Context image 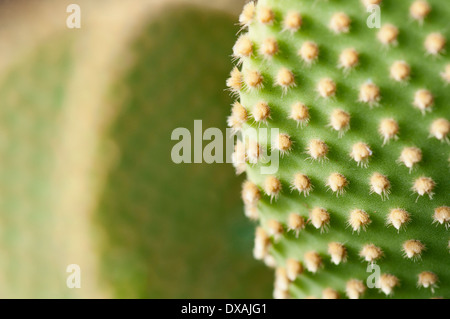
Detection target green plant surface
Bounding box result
[0,36,77,298]
[233,0,449,298]
[95,6,273,298]
[0,1,272,298]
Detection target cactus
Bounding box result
[0,36,78,298]
[1,0,273,298]
[86,6,274,298]
[229,0,449,299]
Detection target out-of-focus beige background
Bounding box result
[0,0,273,298]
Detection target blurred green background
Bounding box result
[0,0,272,298]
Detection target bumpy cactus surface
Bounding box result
[229,0,449,298]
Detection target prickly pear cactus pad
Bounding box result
[229,0,450,299]
[96,6,273,298]
[0,37,77,298]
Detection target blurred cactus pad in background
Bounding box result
[0,0,273,298]
[230,0,449,298]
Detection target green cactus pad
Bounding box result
[0,2,273,298]
[230,0,449,299]
[96,6,273,298]
[0,37,76,298]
